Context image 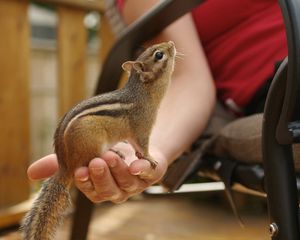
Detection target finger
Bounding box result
[104,151,147,194]
[74,166,103,203]
[109,142,136,165]
[74,166,89,182]
[89,158,127,203]
[27,154,58,180]
[129,159,162,184]
[112,141,134,155]
[75,175,95,195]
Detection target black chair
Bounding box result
[70,0,300,239]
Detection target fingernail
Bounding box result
[78,176,89,182]
[91,167,104,176]
[108,158,117,168]
[132,170,142,176]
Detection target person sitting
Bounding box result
[27,0,287,204]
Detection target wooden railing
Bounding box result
[0,0,115,228]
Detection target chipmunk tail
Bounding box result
[21,173,72,240]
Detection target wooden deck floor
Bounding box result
[1,193,269,240]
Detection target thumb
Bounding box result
[27,154,58,180]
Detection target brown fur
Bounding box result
[21,42,176,239]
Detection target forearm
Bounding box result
[150,73,215,166]
[149,15,216,165]
[123,1,216,166]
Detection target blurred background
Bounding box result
[28,3,100,161]
[0,1,269,239]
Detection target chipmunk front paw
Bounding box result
[135,151,158,169]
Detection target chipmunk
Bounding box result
[21,41,176,240]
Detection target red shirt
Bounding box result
[117,0,287,109]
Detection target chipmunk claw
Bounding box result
[149,159,158,169]
[135,151,157,169]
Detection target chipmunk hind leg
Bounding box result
[63,117,109,170]
[129,133,158,169]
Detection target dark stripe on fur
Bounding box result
[79,109,126,118]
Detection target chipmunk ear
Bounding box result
[122,61,153,82]
[122,61,133,73]
[132,61,155,83]
[132,61,145,72]
[122,61,144,74]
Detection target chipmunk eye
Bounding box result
[154,51,164,60]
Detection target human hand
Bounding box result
[27,142,168,203]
